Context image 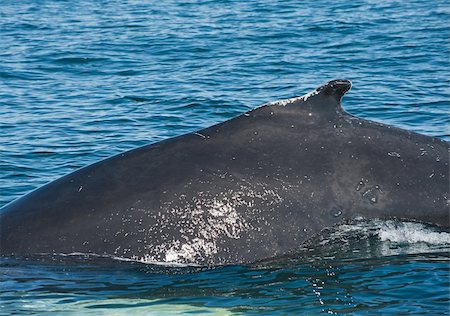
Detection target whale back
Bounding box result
[1,80,448,265]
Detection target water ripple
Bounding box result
[0,0,449,314]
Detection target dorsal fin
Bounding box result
[291,79,352,115]
[307,79,352,115]
[265,79,352,112]
[316,79,352,102]
[299,79,352,108]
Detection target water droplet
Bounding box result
[374,185,383,193]
[356,180,365,191]
[388,152,401,158]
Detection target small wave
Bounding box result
[111,255,200,268]
[329,219,450,245]
[32,252,200,268]
[301,219,450,260]
[53,57,108,64]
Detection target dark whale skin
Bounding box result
[1,80,448,265]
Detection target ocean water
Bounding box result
[0,0,449,314]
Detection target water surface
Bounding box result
[1,0,449,314]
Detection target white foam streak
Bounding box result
[378,221,450,244]
[112,255,199,267]
[40,252,199,267]
[332,219,450,246]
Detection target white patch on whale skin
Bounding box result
[164,238,216,262]
[160,189,274,264]
[264,87,321,107]
[132,181,283,265]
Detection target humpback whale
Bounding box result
[0,80,448,265]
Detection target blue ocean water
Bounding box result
[0,0,449,314]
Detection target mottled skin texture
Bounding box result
[1,80,449,265]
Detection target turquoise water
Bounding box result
[1,0,449,314]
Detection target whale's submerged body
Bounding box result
[0,80,448,265]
